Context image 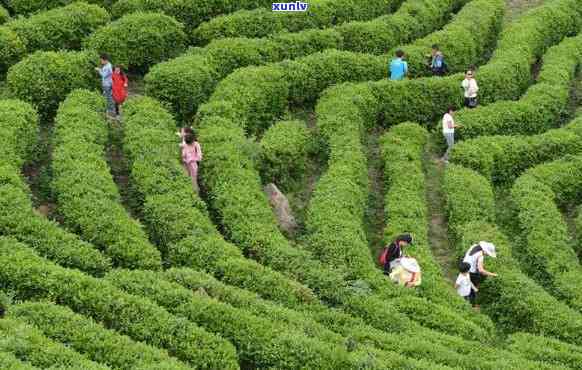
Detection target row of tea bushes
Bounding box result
[0,99,110,275]
[455,33,582,140]
[51,90,162,270]
[443,164,582,345]
[5,0,116,15]
[0,351,37,370]
[0,316,109,369]
[508,333,582,370]
[0,237,239,368]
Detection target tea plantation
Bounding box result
[1,0,582,368]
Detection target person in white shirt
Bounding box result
[462,241,498,307]
[455,262,478,304]
[441,106,460,163]
[462,69,479,108]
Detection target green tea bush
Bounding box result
[10,302,192,370]
[0,99,37,166]
[145,0,464,122]
[6,2,109,52]
[451,116,582,183]
[0,317,109,369]
[51,90,162,270]
[106,269,408,370]
[0,351,37,369]
[0,237,239,369]
[112,0,272,30]
[508,333,582,370]
[85,12,186,72]
[443,166,582,344]
[0,4,9,24]
[7,0,115,15]
[0,27,25,74]
[122,96,319,308]
[260,120,310,187]
[7,50,98,119]
[455,34,582,139]
[192,0,400,45]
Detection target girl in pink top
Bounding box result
[179,128,202,193]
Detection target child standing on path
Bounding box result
[455,262,478,304]
[112,65,128,118]
[179,129,203,193]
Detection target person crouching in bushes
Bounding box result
[455,262,478,304]
[390,257,422,288]
[462,241,498,307]
[179,130,203,193]
[462,69,479,108]
[112,65,128,118]
[379,233,414,274]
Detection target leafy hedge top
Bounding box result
[7,0,115,15]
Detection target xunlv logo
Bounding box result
[272,2,309,11]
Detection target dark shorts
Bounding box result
[464,97,478,108]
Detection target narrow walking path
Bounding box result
[423,135,457,282]
[363,126,386,258]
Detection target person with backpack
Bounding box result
[455,262,478,304]
[462,241,498,306]
[462,69,479,108]
[379,233,414,274]
[179,130,203,193]
[429,44,447,76]
[389,50,408,80]
[390,257,422,288]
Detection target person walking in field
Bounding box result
[429,44,447,76]
[389,50,408,80]
[390,257,422,288]
[379,233,414,274]
[112,65,128,118]
[462,69,479,108]
[179,130,203,193]
[441,106,460,163]
[462,241,498,307]
[95,53,115,116]
[455,262,479,304]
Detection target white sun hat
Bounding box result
[479,241,497,258]
[400,257,421,273]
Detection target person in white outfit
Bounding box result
[462,241,498,307]
[455,262,479,304]
[441,106,460,163]
[462,69,479,108]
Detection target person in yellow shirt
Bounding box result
[389,257,422,288]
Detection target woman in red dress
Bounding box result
[112,65,128,117]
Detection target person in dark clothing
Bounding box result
[380,233,414,275]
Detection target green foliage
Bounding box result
[508,333,582,370]
[7,50,98,119]
[0,316,109,369]
[0,351,37,370]
[0,237,239,368]
[260,120,310,187]
[6,2,110,52]
[85,12,187,72]
[51,90,162,270]
[7,0,115,15]
[0,27,25,74]
[10,302,192,370]
[0,4,9,24]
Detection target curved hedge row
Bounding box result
[51,90,162,270]
[6,0,114,15]
[191,0,401,45]
[450,116,582,183]
[7,50,98,119]
[121,96,319,309]
[0,237,239,368]
[85,12,187,72]
[106,269,424,370]
[9,302,192,370]
[0,27,25,74]
[443,165,582,345]
[508,333,582,370]
[0,316,109,369]
[6,2,109,53]
[455,33,582,140]
[511,156,582,312]
[145,0,466,122]
[0,99,110,275]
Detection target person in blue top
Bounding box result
[95,53,115,116]
[389,50,408,80]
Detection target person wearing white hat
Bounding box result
[462,241,498,306]
[389,257,422,288]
